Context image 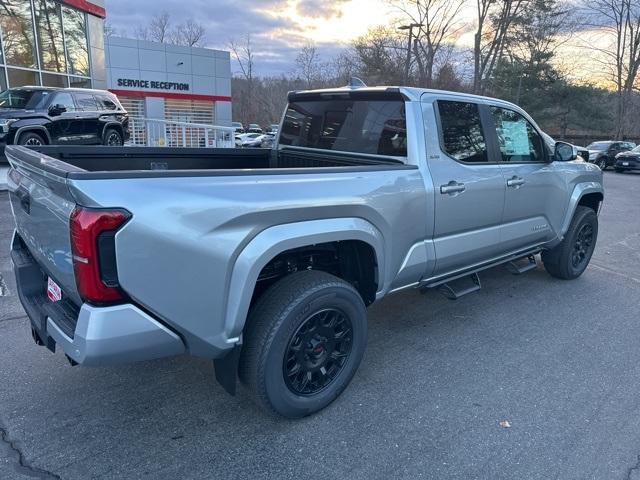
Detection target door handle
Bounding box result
[440,181,466,195]
[507,176,525,188]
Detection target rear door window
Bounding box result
[52,92,76,112]
[279,95,407,157]
[437,100,488,163]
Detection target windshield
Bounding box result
[587,142,611,151]
[0,89,50,110]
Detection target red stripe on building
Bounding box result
[61,0,106,18]
[109,89,232,102]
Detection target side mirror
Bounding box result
[554,141,577,162]
[48,104,66,116]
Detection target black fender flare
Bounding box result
[15,125,51,144]
[101,122,125,143]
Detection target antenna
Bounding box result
[348,77,367,88]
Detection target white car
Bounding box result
[236,133,264,148]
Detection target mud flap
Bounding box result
[214,345,241,396]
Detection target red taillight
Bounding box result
[70,207,130,304]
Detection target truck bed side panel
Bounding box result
[67,167,429,357]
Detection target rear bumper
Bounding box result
[615,159,640,170]
[11,231,185,365]
[47,303,185,366]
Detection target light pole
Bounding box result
[398,23,424,86]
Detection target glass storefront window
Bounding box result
[62,6,89,77]
[41,72,68,87]
[0,69,7,91]
[34,0,66,73]
[0,0,38,68]
[69,76,90,88]
[7,67,39,86]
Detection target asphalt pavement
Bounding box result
[1,171,640,480]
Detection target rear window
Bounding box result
[97,95,118,110]
[279,95,407,157]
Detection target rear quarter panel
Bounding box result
[68,167,429,357]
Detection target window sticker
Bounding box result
[499,119,530,156]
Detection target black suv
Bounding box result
[586,140,636,170]
[0,86,129,163]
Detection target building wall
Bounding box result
[105,36,232,126]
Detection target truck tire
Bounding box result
[18,132,45,146]
[542,206,598,280]
[239,270,367,418]
[104,128,123,146]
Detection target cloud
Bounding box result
[105,0,353,76]
[295,0,350,19]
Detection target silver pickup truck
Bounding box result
[7,85,603,418]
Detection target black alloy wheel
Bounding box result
[597,157,607,170]
[18,132,44,146]
[104,129,123,146]
[283,308,353,395]
[571,223,594,269]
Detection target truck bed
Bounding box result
[18,145,404,179]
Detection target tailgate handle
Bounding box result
[15,187,31,214]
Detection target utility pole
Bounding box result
[398,23,424,86]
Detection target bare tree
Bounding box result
[585,0,640,138]
[473,0,529,94]
[148,12,171,43]
[349,26,407,85]
[172,19,206,47]
[229,35,256,125]
[295,44,322,88]
[104,21,118,37]
[391,0,467,87]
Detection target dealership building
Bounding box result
[0,0,232,126]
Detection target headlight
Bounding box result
[0,118,18,133]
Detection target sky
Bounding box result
[105,0,396,76]
[105,0,610,86]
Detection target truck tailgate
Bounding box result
[7,146,82,307]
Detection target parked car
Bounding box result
[260,132,276,148]
[231,121,245,134]
[236,132,264,147]
[6,85,603,418]
[0,87,129,164]
[247,123,263,134]
[586,141,635,170]
[614,145,640,173]
[266,124,280,134]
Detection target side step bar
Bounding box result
[506,255,537,275]
[438,272,481,300]
[421,272,482,300]
[419,251,541,300]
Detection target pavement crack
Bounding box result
[626,454,640,480]
[0,420,61,479]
